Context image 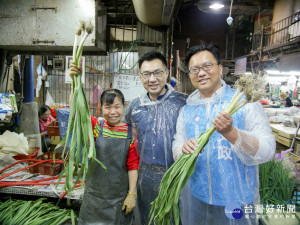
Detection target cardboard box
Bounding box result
[50,136,61,145]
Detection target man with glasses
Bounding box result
[124,51,187,225]
[172,42,275,224]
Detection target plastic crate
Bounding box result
[28,152,64,176]
[46,120,60,136]
[50,108,57,117]
[13,147,39,160]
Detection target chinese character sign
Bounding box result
[113,74,145,101]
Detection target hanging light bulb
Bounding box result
[227,16,233,25]
[227,0,234,25]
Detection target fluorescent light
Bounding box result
[266,70,280,75]
[289,71,300,76]
[245,72,252,75]
[267,76,288,83]
[266,70,300,76]
[209,3,224,10]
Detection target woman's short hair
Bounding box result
[100,89,125,106]
[39,105,51,117]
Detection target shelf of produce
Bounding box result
[270,123,300,147]
[0,186,83,200]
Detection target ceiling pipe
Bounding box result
[132,0,164,26]
[132,0,180,27]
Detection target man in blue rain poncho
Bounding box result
[124,51,187,225]
[172,43,276,225]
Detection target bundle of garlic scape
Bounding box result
[54,21,106,194]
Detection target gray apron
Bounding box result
[79,120,133,225]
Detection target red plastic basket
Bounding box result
[28,152,64,176]
[13,147,40,160]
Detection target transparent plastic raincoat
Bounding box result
[124,84,187,225]
[173,80,276,225]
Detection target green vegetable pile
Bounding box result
[259,158,297,205]
[0,198,76,225]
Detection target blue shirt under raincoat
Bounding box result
[173,80,276,207]
[124,84,187,225]
[125,84,187,168]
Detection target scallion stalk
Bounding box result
[53,20,106,195]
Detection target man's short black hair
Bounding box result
[185,42,221,67]
[138,51,168,69]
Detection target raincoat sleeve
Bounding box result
[172,107,187,161]
[231,101,276,166]
[123,102,133,124]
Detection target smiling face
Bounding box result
[188,50,223,98]
[102,96,124,126]
[139,59,168,101]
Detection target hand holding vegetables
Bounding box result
[68,61,82,80]
[183,110,236,155]
[212,110,238,144]
[182,138,198,154]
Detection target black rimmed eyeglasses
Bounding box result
[189,63,215,75]
[140,70,166,79]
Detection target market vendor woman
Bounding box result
[280,91,293,107]
[69,64,139,225]
[79,89,139,225]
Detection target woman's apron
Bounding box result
[79,120,133,225]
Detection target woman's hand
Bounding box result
[122,192,136,215]
[69,61,82,80]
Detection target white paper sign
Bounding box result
[113,74,145,101]
[65,56,85,84]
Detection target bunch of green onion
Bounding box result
[259,158,297,205]
[0,198,76,225]
[54,21,106,194]
[149,74,266,225]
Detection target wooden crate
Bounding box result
[276,135,292,147]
